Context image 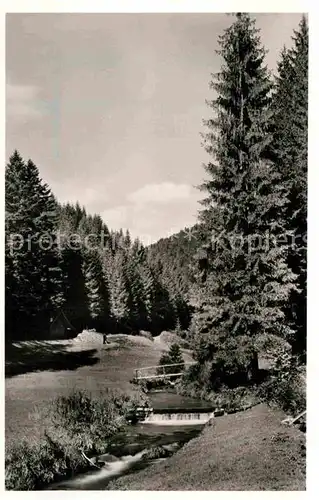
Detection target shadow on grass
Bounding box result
[5,341,99,378]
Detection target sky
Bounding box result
[6,13,304,244]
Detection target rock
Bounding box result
[142,446,170,460]
[206,416,215,427]
[162,442,180,453]
[98,453,118,463]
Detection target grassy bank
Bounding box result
[5,389,149,490]
[6,333,192,448]
[108,404,306,491]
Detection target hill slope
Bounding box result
[108,404,306,491]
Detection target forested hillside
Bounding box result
[5,159,190,341]
[5,14,307,375]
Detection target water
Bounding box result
[144,412,213,424]
[149,389,213,411]
[48,390,211,490]
[143,389,214,425]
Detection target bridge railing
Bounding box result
[134,361,196,381]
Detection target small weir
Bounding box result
[48,390,214,490]
[143,407,214,425]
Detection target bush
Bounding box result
[48,389,149,453]
[177,362,213,399]
[113,390,151,424]
[207,386,260,412]
[6,389,149,490]
[258,374,306,416]
[177,363,260,411]
[132,376,175,392]
[5,436,86,491]
[47,390,124,454]
[157,343,184,376]
[178,372,260,412]
[142,445,170,460]
[257,350,306,416]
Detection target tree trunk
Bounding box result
[247,351,259,382]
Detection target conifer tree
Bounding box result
[61,246,90,331]
[192,14,296,386]
[83,249,110,329]
[158,343,184,375]
[271,16,308,359]
[5,151,64,339]
[124,229,132,249]
[139,261,156,329]
[109,250,130,330]
[125,245,148,330]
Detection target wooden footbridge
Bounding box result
[134,361,196,382]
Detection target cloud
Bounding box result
[127,182,192,205]
[6,82,43,121]
[72,187,108,207]
[100,205,130,230]
[50,182,109,211]
[100,200,197,245]
[98,183,197,243]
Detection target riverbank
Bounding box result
[48,423,203,490]
[107,404,306,490]
[6,335,306,491]
[6,333,192,448]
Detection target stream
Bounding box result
[48,390,212,490]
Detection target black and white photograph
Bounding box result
[4,4,308,492]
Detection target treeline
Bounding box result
[5,13,307,369]
[184,13,307,393]
[146,225,202,327]
[5,154,190,341]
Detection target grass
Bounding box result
[5,339,99,377]
[6,335,306,491]
[107,404,306,491]
[5,333,192,448]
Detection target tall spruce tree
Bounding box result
[271,16,308,359]
[61,246,90,331]
[5,151,64,339]
[192,14,296,387]
[109,250,130,330]
[139,259,157,329]
[83,249,111,329]
[125,245,148,331]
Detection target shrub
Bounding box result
[258,350,306,416]
[48,389,149,453]
[142,445,170,460]
[157,343,184,376]
[174,319,190,343]
[258,374,306,416]
[207,386,260,412]
[112,390,151,424]
[5,436,86,491]
[47,390,123,454]
[177,362,213,399]
[178,363,260,411]
[6,389,149,490]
